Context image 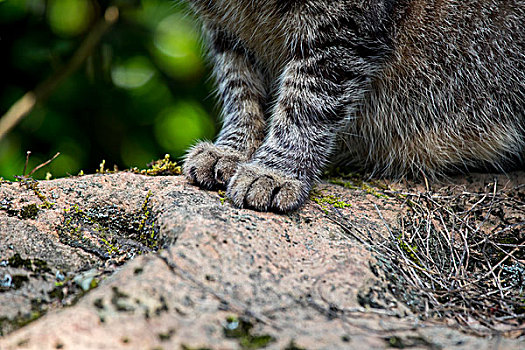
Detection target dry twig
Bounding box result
[325,176,525,337]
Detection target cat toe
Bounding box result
[184,142,244,189]
[213,156,239,186]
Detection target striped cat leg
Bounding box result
[227,55,354,211]
[184,28,267,189]
[226,9,390,211]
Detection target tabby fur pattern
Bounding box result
[183,0,525,212]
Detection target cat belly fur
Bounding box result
[337,0,525,176]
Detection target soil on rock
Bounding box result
[0,172,523,349]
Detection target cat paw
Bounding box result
[227,163,310,212]
[184,142,246,189]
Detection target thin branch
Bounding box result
[0,6,120,141]
[28,152,61,176]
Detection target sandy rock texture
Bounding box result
[0,173,523,349]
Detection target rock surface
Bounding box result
[0,173,523,349]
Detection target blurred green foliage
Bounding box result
[0,0,217,180]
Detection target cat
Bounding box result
[183,0,525,212]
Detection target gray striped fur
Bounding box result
[183,0,525,212]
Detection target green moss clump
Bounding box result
[96,160,107,174]
[138,191,159,250]
[8,254,33,270]
[328,177,389,199]
[20,203,39,219]
[18,178,54,209]
[131,154,181,176]
[218,190,227,205]
[58,191,160,261]
[387,336,405,348]
[240,335,274,350]
[397,235,421,267]
[310,190,351,212]
[12,311,44,329]
[94,159,121,174]
[6,254,50,274]
[59,205,120,259]
[1,306,47,335]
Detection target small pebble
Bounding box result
[1,274,13,288]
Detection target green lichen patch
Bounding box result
[130,154,181,176]
[137,191,158,249]
[0,253,77,335]
[218,190,227,205]
[223,316,275,350]
[57,191,161,261]
[310,190,351,212]
[396,235,421,267]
